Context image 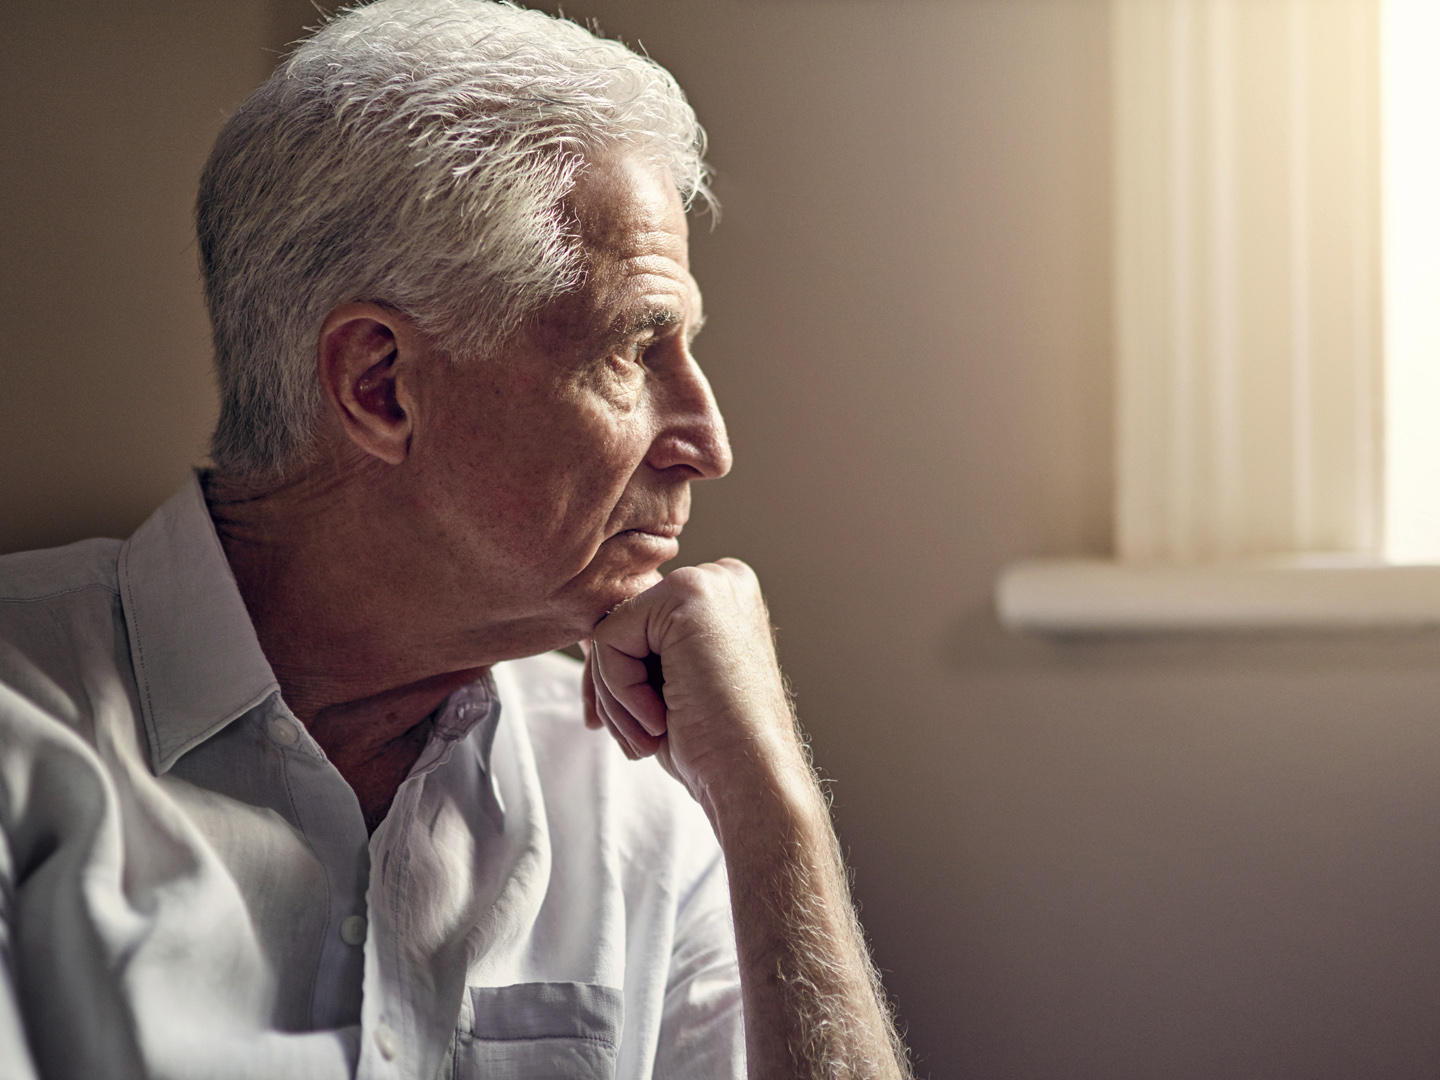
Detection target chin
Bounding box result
[588,569,664,621]
[560,540,672,629]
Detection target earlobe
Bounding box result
[317,302,419,466]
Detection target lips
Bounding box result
[605,494,689,545]
[607,525,683,562]
[608,509,687,540]
[623,522,684,538]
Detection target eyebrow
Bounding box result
[619,308,681,337]
[615,307,706,344]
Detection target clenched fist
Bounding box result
[581,559,811,823]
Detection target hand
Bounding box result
[581,559,805,815]
[584,560,914,1079]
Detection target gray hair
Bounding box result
[198,0,711,479]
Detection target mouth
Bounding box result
[621,522,684,539]
[605,521,684,563]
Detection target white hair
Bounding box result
[198,0,711,479]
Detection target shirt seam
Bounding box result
[0,583,120,604]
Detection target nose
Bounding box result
[646,352,733,480]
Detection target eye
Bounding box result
[595,338,651,393]
[616,333,657,369]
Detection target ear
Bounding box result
[316,302,425,466]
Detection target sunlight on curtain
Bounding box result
[1113,0,1382,563]
[1382,0,1440,563]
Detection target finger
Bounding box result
[594,669,660,757]
[587,659,636,756]
[594,680,644,759]
[592,660,662,758]
[593,639,667,738]
[580,641,602,730]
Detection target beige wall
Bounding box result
[7,2,1440,1076]
[1,3,280,552]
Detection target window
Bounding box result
[998,0,1440,631]
[1382,0,1440,562]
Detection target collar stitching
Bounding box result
[120,545,164,773]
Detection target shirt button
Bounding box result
[269,717,299,746]
[374,1023,399,1061]
[340,915,367,946]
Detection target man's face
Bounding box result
[404,154,731,644]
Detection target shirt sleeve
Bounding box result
[0,826,41,1080]
[653,845,745,1080]
[0,677,148,1080]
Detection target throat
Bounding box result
[296,665,488,834]
[338,716,436,834]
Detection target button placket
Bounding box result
[261,704,371,1031]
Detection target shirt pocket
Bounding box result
[454,981,623,1080]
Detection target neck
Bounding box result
[204,462,434,720]
[204,461,505,831]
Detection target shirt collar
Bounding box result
[118,471,508,783]
[119,471,280,774]
[412,673,504,799]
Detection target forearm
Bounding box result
[704,743,911,1080]
[584,561,911,1077]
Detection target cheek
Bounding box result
[477,404,649,550]
[415,364,655,575]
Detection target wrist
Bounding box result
[694,731,831,852]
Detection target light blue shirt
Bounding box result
[0,475,743,1079]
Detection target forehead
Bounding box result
[568,153,690,264]
[534,155,699,345]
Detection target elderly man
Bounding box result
[0,2,909,1078]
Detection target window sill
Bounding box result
[995,557,1440,633]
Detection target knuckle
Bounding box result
[665,565,710,599]
[718,558,760,594]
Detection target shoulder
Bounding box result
[0,538,122,603]
[0,538,129,738]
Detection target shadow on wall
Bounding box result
[0,2,322,556]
